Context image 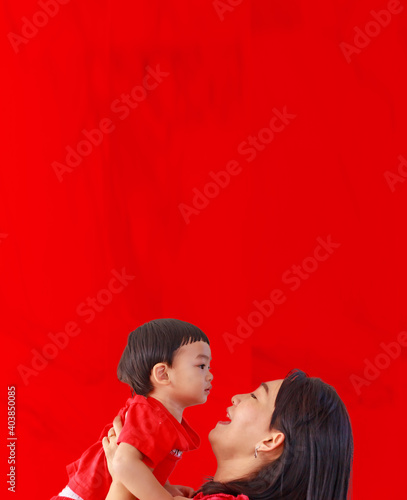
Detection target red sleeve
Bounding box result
[117,400,175,468]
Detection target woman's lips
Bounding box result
[218,409,232,424]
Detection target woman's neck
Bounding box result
[213,456,257,483]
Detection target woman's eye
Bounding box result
[250,393,257,399]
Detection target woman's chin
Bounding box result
[209,421,230,441]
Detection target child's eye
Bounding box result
[250,393,257,399]
[198,364,206,370]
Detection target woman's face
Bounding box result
[209,379,283,459]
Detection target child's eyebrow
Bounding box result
[195,354,211,361]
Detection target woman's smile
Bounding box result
[217,408,232,425]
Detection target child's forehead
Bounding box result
[176,340,211,358]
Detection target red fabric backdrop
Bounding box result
[2,1,407,498]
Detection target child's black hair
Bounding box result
[117,318,210,396]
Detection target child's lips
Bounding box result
[205,385,212,393]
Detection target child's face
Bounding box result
[169,341,213,407]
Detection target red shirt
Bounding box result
[65,395,200,500]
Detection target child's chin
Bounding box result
[191,395,208,406]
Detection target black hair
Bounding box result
[117,318,209,396]
[198,369,353,500]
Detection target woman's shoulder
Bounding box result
[194,492,250,500]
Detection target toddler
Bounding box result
[51,318,212,500]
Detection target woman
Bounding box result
[104,369,354,500]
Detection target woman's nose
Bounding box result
[231,394,241,405]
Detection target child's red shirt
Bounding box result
[61,395,199,500]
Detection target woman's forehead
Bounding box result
[262,380,284,401]
[264,379,284,388]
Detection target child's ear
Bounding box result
[151,363,171,387]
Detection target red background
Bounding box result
[2,1,407,498]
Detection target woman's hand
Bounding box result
[102,415,123,479]
[173,486,195,498]
[164,483,195,498]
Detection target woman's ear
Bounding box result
[151,363,171,387]
[255,431,285,455]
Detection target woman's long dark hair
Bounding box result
[198,369,353,500]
